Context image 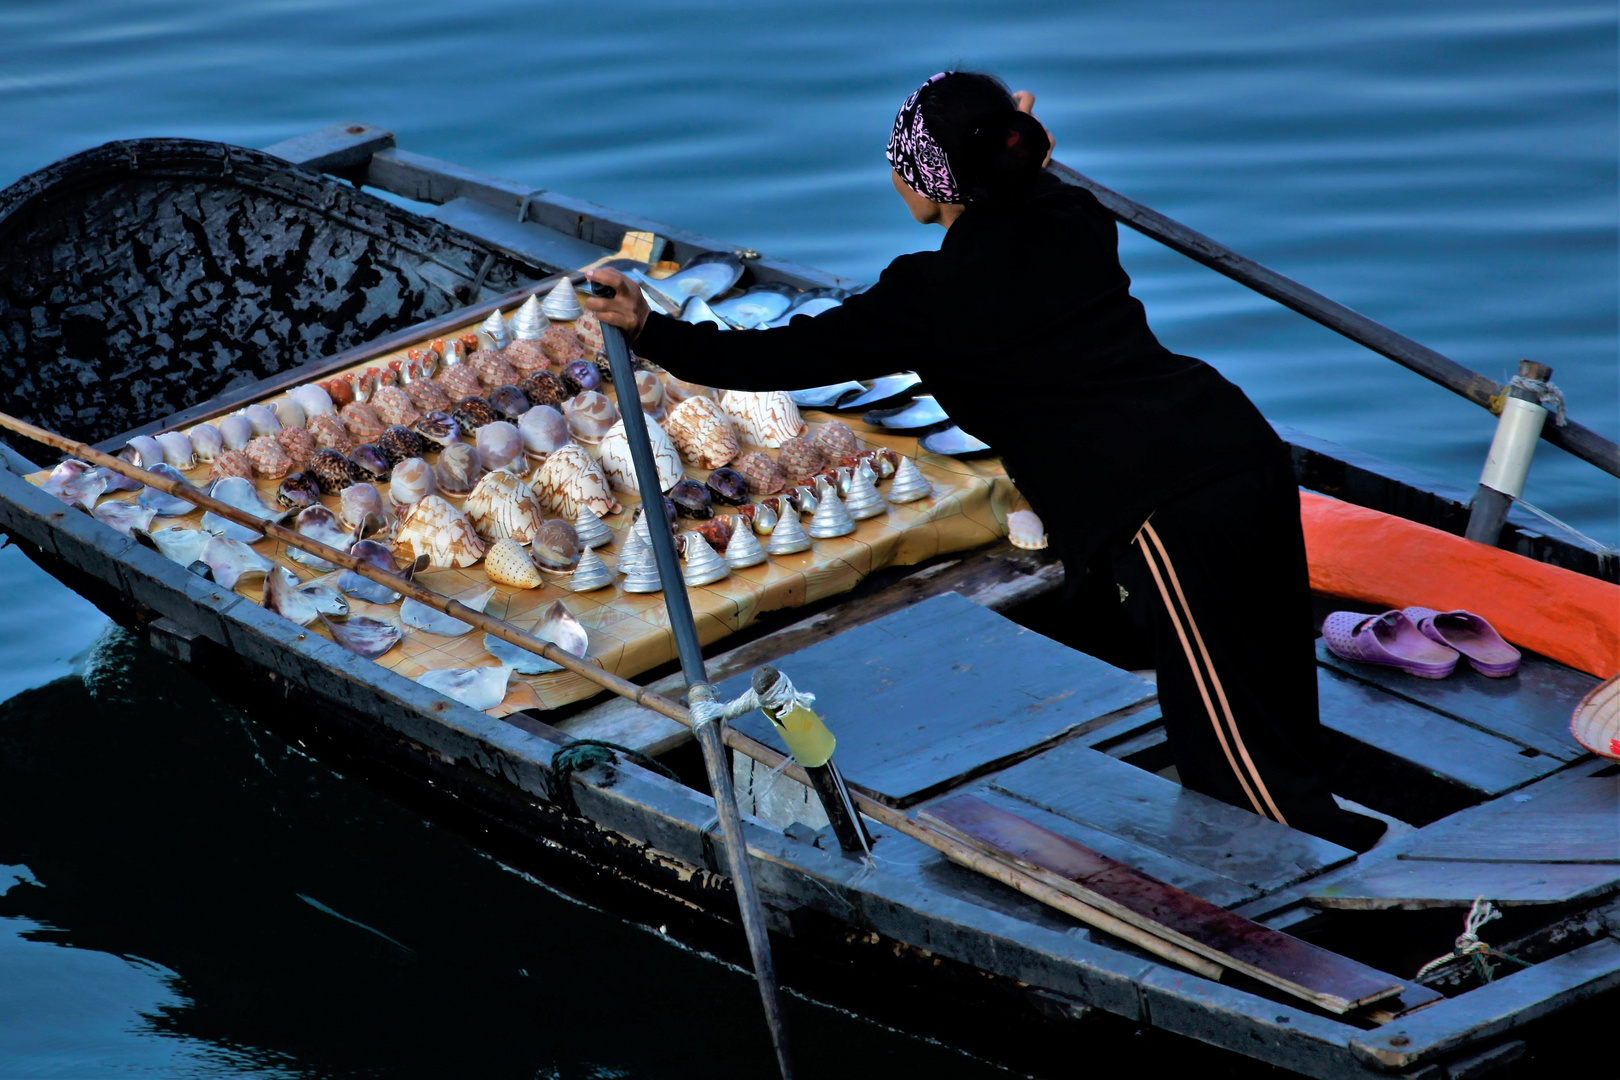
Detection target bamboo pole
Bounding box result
[0,408,1222,982]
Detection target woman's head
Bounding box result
[886,71,1051,222]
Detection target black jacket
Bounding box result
[633,171,1282,579]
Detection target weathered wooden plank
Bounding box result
[1317,642,1596,762]
[718,592,1155,807]
[988,738,1353,894]
[1307,859,1620,910]
[920,794,1406,1013]
[1399,813,1619,864]
[1350,936,1620,1069]
[262,122,396,171]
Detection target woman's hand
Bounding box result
[1012,90,1055,168]
[582,267,650,343]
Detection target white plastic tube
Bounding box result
[1478,395,1547,499]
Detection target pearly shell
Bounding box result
[208,450,255,485]
[842,465,886,520]
[520,370,569,409]
[573,505,613,549]
[244,436,292,479]
[597,417,683,493]
[389,457,436,506]
[394,495,487,568]
[402,586,494,636]
[519,405,570,459]
[562,391,619,445]
[244,404,282,437]
[664,396,739,470]
[530,518,580,571]
[274,426,316,469]
[719,390,804,448]
[478,308,511,351]
[156,431,196,469]
[540,279,583,320]
[464,470,543,544]
[417,664,510,712]
[636,370,666,421]
[93,501,158,538]
[307,413,353,453]
[288,383,336,417]
[188,424,223,463]
[731,450,785,495]
[476,421,525,474]
[509,294,550,341]
[540,326,585,365]
[776,436,824,482]
[807,486,855,539]
[371,385,421,428]
[484,538,544,588]
[766,504,811,554]
[340,402,386,443]
[812,419,860,461]
[691,515,733,553]
[217,415,253,452]
[723,519,767,568]
[339,482,389,534]
[568,546,612,591]
[680,532,729,586]
[434,443,484,496]
[1007,508,1048,550]
[273,398,306,430]
[530,443,620,520]
[886,455,933,503]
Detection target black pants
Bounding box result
[1109,455,1384,852]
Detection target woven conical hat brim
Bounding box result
[1570,674,1620,761]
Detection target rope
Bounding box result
[1509,495,1620,557]
[549,738,679,815]
[1414,896,1530,985]
[1507,373,1568,427]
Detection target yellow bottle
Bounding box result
[762,698,837,769]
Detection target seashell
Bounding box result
[518,405,570,460]
[274,426,316,469]
[453,395,499,431]
[244,404,281,437]
[776,436,825,482]
[389,457,436,507]
[593,351,614,384]
[812,419,860,461]
[464,470,543,544]
[540,279,584,321]
[573,505,613,549]
[275,471,322,510]
[207,450,255,485]
[264,566,320,626]
[531,518,580,571]
[437,362,483,401]
[339,482,389,534]
[668,478,713,520]
[488,385,531,421]
[509,294,550,341]
[347,443,390,484]
[680,532,729,586]
[337,539,408,603]
[288,383,336,417]
[149,432,193,471]
[321,613,401,660]
[404,375,452,413]
[323,377,354,408]
[376,425,425,468]
[789,485,817,516]
[197,535,274,590]
[723,519,767,568]
[137,525,211,565]
[340,402,386,443]
[636,370,666,421]
[868,446,900,480]
[98,456,144,494]
[1007,508,1048,550]
[93,500,158,537]
[307,413,354,454]
[706,467,749,506]
[371,385,421,428]
[217,416,253,453]
[664,396,739,470]
[568,546,613,591]
[766,504,811,554]
[806,486,855,539]
[204,476,283,542]
[561,359,600,396]
[574,311,605,356]
[434,443,484,496]
[621,555,664,594]
[519,370,570,409]
[737,501,778,535]
[469,349,519,390]
[731,450,786,495]
[540,326,585,365]
[188,424,223,463]
[562,391,619,445]
[350,369,378,404]
[503,339,550,375]
[484,538,545,589]
[597,417,683,494]
[614,521,651,577]
[394,495,487,568]
[842,465,886,520]
[273,398,306,431]
[40,459,108,509]
[456,334,479,357]
[719,390,805,448]
[479,309,511,351]
[402,586,494,637]
[691,515,733,553]
[417,664,511,712]
[663,375,715,405]
[885,455,933,503]
[309,449,357,494]
[475,420,525,474]
[412,410,460,448]
[530,443,620,520]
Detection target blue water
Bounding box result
[0,1,1614,1074]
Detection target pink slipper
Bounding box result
[1403,607,1521,678]
[1322,610,1460,679]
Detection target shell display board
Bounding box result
[28,294,1019,716]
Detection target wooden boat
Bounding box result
[1,123,1616,1079]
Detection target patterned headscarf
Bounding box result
[886,71,965,205]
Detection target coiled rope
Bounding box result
[550,738,679,815]
[1414,896,1529,985]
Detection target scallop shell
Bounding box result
[664,396,739,470]
[476,421,525,474]
[812,419,860,461]
[244,436,292,479]
[731,450,786,495]
[389,457,436,507]
[288,383,335,417]
[218,415,253,452]
[273,398,307,431]
[1007,508,1048,550]
[530,443,620,520]
[208,449,255,484]
[509,294,550,341]
[464,470,543,544]
[597,417,683,493]
[719,391,805,448]
[437,363,483,401]
[404,376,453,413]
[635,370,667,421]
[469,349,519,390]
[309,449,356,494]
[484,538,544,589]
[503,339,550,375]
[274,426,316,469]
[339,483,389,533]
[574,311,605,356]
[307,413,354,454]
[244,404,282,437]
[434,443,485,497]
[776,436,825,482]
[540,326,585,365]
[394,495,487,568]
[562,391,619,446]
[188,424,223,463]
[540,279,584,321]
[340,402,386,443]
[518,405,570,459]
[371,385,421,428]
[376,425,425,468]
[520,370,569,409]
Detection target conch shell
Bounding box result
[529,443,620,520]
[464,470,543,544]
[719,390,805,448]
[394,495,487,568]
[664,396,739,470]
[597,417,683,493]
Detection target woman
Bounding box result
[585,71,1386,853]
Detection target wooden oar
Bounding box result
[0,408,1221,983]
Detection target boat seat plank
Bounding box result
[424,197,612,274]
[920,794,1407,1013]
[986,738,1354,895]
[1316,642,1596,761]
[719,592,1156,808]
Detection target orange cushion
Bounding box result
[1300,491,1620,679]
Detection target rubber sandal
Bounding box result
[1322,610,1460,679]
[1403,607,1522,678]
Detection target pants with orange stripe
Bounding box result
[1109,455,1381,852]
